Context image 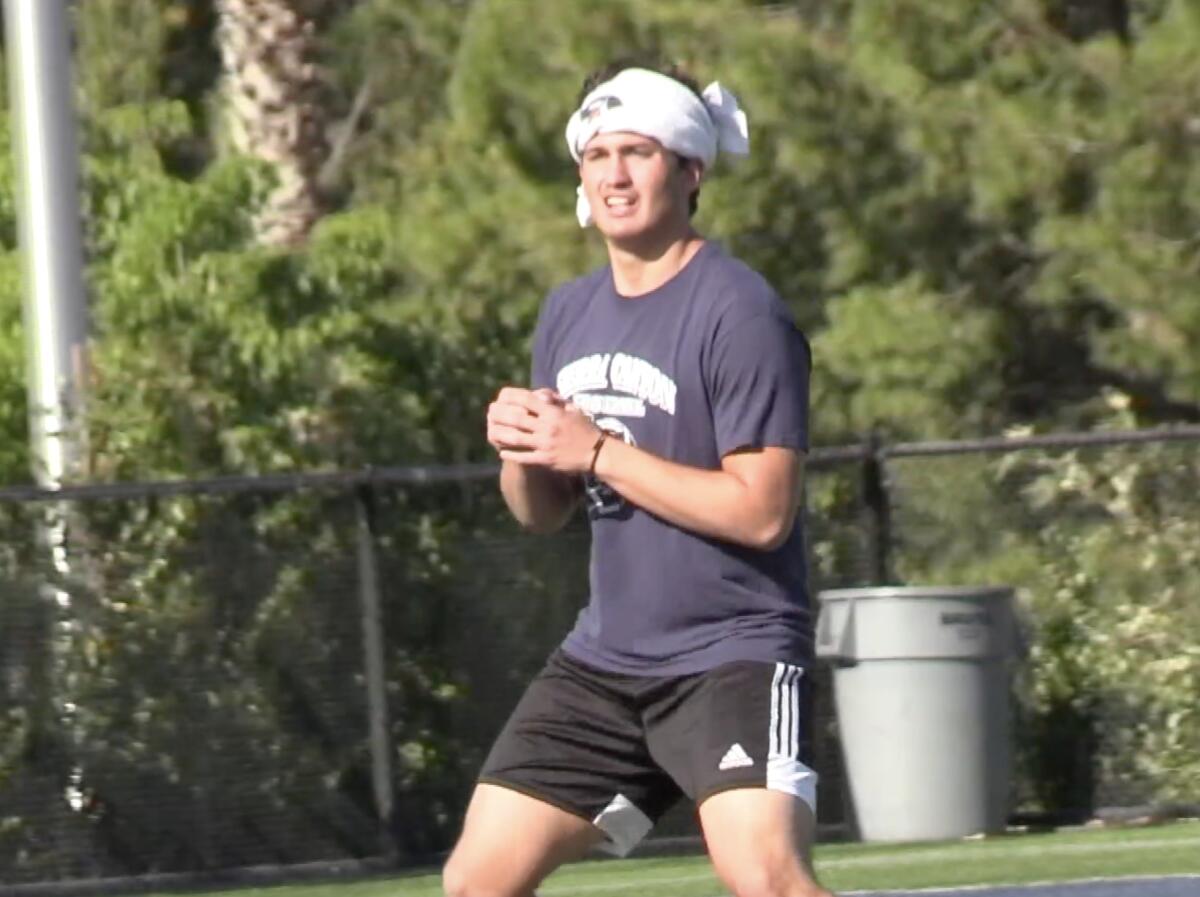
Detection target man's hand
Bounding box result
[486,387,585,532]
[486,387,557,453]
[485,387,600,474]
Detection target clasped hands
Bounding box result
[486,387,602,473]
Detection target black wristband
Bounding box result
[588,431,608,475]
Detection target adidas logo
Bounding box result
[717,743,754,771]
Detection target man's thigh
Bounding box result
[643,660,827,896]
[699,788,832,897]
[443,783,601,897]
[474,650,681,857]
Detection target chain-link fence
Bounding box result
[1,426,1198,892]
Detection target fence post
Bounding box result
[355,484,395,856]
[861,432,893,585]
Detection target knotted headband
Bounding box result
[564,68,750,227]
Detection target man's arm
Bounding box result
[498,399,803,550]
[593,440,803,551]
[487,387,581,533]
[498,461,580,534]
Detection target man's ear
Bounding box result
[676,154,705,186]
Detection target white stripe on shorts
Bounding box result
[767,662,818,813]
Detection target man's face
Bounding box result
[578,131,700,245]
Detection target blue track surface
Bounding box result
[858,876,1200,897]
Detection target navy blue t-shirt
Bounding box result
[531,241,812,676]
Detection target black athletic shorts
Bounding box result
[478,648,817,856]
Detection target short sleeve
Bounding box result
[709,312,811,456]
[530,293,558,390]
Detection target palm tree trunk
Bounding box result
[216,0,338,247]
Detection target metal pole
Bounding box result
[861,432,893,585]
[4,2,90,851]
[4,0,90,487]
[355,486,395,853]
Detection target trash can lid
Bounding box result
[815,585,1017,660]
[817,585,1012,603]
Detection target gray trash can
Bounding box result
[816,586,1015,842]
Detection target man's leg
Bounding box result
[643,660,830,896]
[442,782,602,897]
[445,649,680,895]
[699,788,834,897]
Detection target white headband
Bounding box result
[564,68,750,227]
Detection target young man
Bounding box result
[445,62,832,897]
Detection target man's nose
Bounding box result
[602,154,631,185]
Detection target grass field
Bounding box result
[122,820,1200,897]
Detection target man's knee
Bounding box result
[440,853,472,897]
[442,854,518,897]
[724,863,785,897]
[721,859,834,897]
